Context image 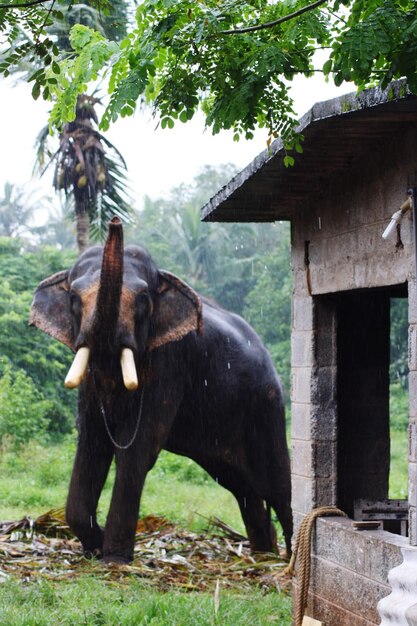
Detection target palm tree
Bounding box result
[36,94,132,253]
[29,1,134,253]
[0,182,47,239]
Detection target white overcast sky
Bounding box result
[0,72,353,216]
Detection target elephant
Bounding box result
[30,217,292,564]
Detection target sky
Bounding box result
[0,72,353,218]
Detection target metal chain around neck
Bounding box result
[90,354,150,450]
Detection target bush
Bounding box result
[0,365,53,447]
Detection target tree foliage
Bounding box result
[126,164,292,392]
[0,236,76,441]
[2,0,416,146]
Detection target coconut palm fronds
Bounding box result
[0,511,291,592]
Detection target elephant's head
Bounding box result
[30,217,203,390]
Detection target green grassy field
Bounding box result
[0,438,291,625]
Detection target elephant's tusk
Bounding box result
[120,348,139,391]
[64,347,90,389]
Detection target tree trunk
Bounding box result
[76,212,90,255]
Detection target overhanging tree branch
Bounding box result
[217,0,328,36]
[0,0,51,9]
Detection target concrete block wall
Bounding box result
[289,130,417,623]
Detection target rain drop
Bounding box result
[227,362,230,369]
[247,340,251,346]
[204,379,208,386]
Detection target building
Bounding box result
[201,79,417,625]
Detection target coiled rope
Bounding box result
[282,506,347,626]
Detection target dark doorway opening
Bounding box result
[335,284,408,535]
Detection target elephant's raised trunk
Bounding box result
[92,216,124,353]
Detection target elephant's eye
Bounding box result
[136,290,151,315]
[70,292,82,316]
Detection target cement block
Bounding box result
[409,371,417,420]
[409,324,417,371]
[293,296,314,331]
[409,280,417,325]
[409,506,417,546]
[291,402,311,441]
[314,441,337,478]
[310,555,390,622]
[291,439,313,478]
[291,367,312,404]
[291,475,315,514]
[292,330,314,368]
[409,424,417,463]
[409,462,417,507]
[301,591,378,626]
[313,518,405,585]
[314,476,337,506]
[310,405,337,441]
[311,365,337,409]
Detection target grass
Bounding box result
[0,437,247,534]
[389,382,409,500]
[0,438,291,626]
[0,577,291,626]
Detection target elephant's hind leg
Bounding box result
[197,458,277,554]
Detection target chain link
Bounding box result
[91,355,149,450]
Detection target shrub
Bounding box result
[0,364,53,447]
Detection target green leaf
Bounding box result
[31,81,41,100]
[283,155,295,168]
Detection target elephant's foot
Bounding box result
[248,522,278,554]
[83,547,103,560]
[103,553,132,565]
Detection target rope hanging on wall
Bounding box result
[282,506,348,626]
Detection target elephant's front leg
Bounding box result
[102,449,151,564]
[66,424,114,557]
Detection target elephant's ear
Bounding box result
[29,270,74,350]
[147,270,203,351]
